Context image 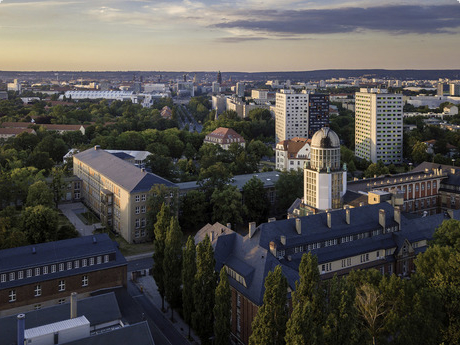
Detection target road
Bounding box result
[127,258,191,345]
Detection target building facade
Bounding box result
[307,94,330,137]
[275,137,311,171]
[355,88,403,164]
[0,234,127,317]
[203,127,245,150]
[73,146,176,243]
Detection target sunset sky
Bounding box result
[0,0,459,71]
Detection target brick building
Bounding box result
[0,234,127,317]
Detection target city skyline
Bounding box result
[0,0,459,72]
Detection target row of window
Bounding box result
[1,255,109,284]
[8,276,88,302]
[134,194,147,202]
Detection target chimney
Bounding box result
[295,218,301,235]
[269,241,277,256]
[326,210,332,228]
[226,223,231,229]
[268,217,276,223]
[141,167,146,173]
[359,202,364,207]
[346,208,351,225]
[394,206,401,230]
[249,222,256,238]
[94,145,100,150]
[70,292,77,319]
[17,314,25,345]
[379,209,386,232]
[280,235,286,246]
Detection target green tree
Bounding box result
[285,253,324,345]
[198,162,232,198]
[211,185,244,227]
[50,166,67,207]
[146,154,174,180]
[363,161,390,178]
[193,235,216,345]
[411,141,429,164]
[179,190,209,232]
[214,268,231,345]
[163,216,183,321]
[152,203,170,311]
[249,265,288,345]
[242,176,269,224]
[182,236,197,339]
[22,205,59,244]
[275,170,303,215]
[147,185,179,228]
[432,218,460,251]
[26,180,54,207]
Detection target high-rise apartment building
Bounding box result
[355,88,403,164]
[217,71,222,84]
[450,83,460,96]
[275,90,329,143]
[236,82,245,97]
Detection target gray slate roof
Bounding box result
[74,147,175,193]
[0,292,122,345]
[0,234,127,289]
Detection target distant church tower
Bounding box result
[303,127,347,212]
[217,71,222,84]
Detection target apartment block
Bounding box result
[73,146,176,243]
[355,88,403,164]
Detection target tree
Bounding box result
[152,203,170,311]
[179,190,209,232]
[211,185,244,227]
[411,141,429,164]
[193,235,216,345]
[363,161,390,178]
[249,265,288,345]
[147,185,179,228]
[242,176,270,224]
[285,253,324,345]
[26,180,54,207]
[22,205,59,244]
[50,166,66,207]
[275,170,303,215]
[432,218,460,251]
[198,162,232,198]
[163,216,183,321]
[182,236,196,339]
[214,268,231,345]
[146,154,174,180]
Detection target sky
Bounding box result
[0,0,459,72]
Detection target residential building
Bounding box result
[0,91,8,100]
[212,94,227,116]
[203,127,245,150]
[104,150,152,166]
[7,79,21,93]
[196,203,458,345]
[0,234,127,317]
[450,83,460,96]
[217,71,222,84]
[303,128,347,212]
[355,88,403,164]
[444,104,459,115]
[73,146,176,243]
[160,106,173,119]
[0,127,36,139]
[275,90,329,143]
[236,82,245,98]
[212,82,220,94]
[275,137,311,171]
[61,91,137,102]
[251,90,268,103]
[176,81,194,97]
[437,82,445,96]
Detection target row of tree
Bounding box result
[151,203,231,345]
[250,219,460,345]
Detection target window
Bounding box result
[141,206,146,213]
[104,255,109,263]
[135,195,140,202]
[67,262,72,270]
[82,259,87,267]
[135,230,140,238]
[59,263,64,272]
[89,258,94,266]
[18,271,23,280]
[9,272,15,281]
[51,265,56,273]
[9,290,16,302]
[58,298,66,305]
[82,275,88,287]
[141,194,146,201]
[141,218,146,228]
[34,304,42,310]
[34,285,41,297]
[58,280,65,292]
[74,260,79,269]
[135,219,140,228]
[35,268,40,276]
[141,229,146,237]
[135,206,140,214]
[97,256,102,264]
[43,266,48,275]
[1,274,5,283]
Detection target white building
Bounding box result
[144,83,168,93]
[61,91,137,102]
[275,137,311,171]
[355,88,403,164]
[212,95,227,116]
[251,90,268,102]
[303,128,347,211]
[212,82,220,94]
[275,89,309,143]
[236,82,245,97]
[7,79,21,93]
[450,83,460,96]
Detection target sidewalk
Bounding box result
[58,202,103,237]
[135,275,201,345]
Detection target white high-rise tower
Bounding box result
[355,88,403,164]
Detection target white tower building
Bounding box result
[355,88,403,164]
[303,128,347,212]
[275,89,309,143]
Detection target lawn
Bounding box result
[97,229,154,257]
[76,211,100,225]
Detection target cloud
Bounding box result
[217,36,269,43]
[212,4,460,36]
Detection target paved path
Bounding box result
[58,202,102,237]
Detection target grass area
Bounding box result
[57,212,77,231]
[76,211,100,225]
[96,229,154,257]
